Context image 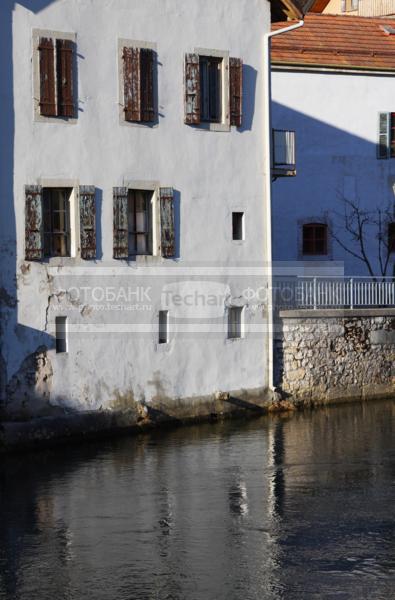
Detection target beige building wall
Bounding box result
[323,0,395,16]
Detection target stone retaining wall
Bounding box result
[275,309,395,405]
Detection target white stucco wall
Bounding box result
[272,68,395,277]
[0,0,271,416]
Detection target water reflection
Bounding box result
[0,400,394,600]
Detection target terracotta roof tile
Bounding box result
[271,14,395,71]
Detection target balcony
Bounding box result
[272,129,296,179]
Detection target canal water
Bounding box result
[0,400,394,600]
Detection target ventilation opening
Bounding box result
[158,310,169,344]
[228,306,243,339]
[55,316,67,353]
[232,212,244,241]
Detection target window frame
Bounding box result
[118,39,158,128]
[127,189,154,257]
[123,180,160,260]
[43,187,72,258]
[302,223,328,256]
[227,306,244,340]
[33,29,77,124]
[38,179,79,262]
[194,47,230,132]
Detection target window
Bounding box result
[158,310,169,344]
[184,51,242,129]
[127,190,152,256]
[228,306,243,339]
[232,212,244,241]
[341,0,358,12]
[200,56,222,123]
[302,223,328,256]
[377,113,395,159]
[43,188,71,257]
[389,222,395,253]
[113,186,175,260]
[121,42,156,123]
[272,129,296,176]
[25,184,96,261]
[55,316,67,353]
[34,31,76,119]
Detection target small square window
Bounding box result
[158,310,169,344]
[232,212,244,241]
[200,56,222,123]
[43,188,71,257]
[128,190,153,256]
[302,223,328,256]
[228,306,243,339]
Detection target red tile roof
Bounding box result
[271,14,395,71]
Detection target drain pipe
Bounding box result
[263,19,304,391]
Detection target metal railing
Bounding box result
[274,277,395,310]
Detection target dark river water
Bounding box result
[0,400,394,600]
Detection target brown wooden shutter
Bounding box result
[25,185,43,261]
[140,48,155,122]
[56,39,75,118]
[123,47,141,122]
[184,53,200,124]
[160,188,175,258]
[113,187,129,259]
[79,186,96,260]
[39,37,56,117]
[229,58,243,127]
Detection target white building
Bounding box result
[0,0,312,427]
[271,13,395,279]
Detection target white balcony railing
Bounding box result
[274,277,395,310]
[272,129,296,177]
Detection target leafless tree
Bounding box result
[328,197,394,281]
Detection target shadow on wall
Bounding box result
[0,1,61,413]
[239,65,257,133]
[271,99,395,276]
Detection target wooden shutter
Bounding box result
[113,187,129,259]
[123,47,141,122]
[140,48,155,122]
[25,185,43,261]
[39,37,56,117]
[229,58,243,127]
[56,39,75,118]
[378,113,390,159]
[160,188,175,258]
[184,53,200,124]
[79,186,96,260]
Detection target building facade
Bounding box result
[271,14,395,278]
[2,0,311,426]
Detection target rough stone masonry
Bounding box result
[275,309,395,405]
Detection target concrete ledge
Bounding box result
[279,308,395,319]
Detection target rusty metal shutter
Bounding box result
[123,47,141,122]
[229,58,243,127]
[160,188,175,258]
[140,48,155,122]
[56,39,75,118]
[79,186,96,260]
[25,185,43,261]
[184,53,200,124]
[113,187,129,259]
[39,37,56,117]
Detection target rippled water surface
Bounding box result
[0,400,394,600]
